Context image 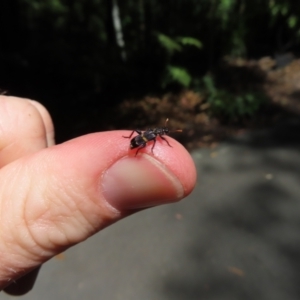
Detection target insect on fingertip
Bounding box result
[123,118,182,156]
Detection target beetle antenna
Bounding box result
[165,118,182,132]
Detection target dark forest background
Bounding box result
[0,0,299,144]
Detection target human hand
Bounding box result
[0,96,196,295]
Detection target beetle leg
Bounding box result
[151,139,156,153]
[135,143,146,156]
[160,135,172,147]
[123,130,142,138]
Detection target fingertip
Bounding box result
[60,131,197,198]
[98,131,197,197]
[119,131,197,196]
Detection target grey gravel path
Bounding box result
[2,119,300,300]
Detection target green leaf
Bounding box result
[157,33,182,55]
[288,15,298,28]
[177,37,202,49]
[167,66,192,87]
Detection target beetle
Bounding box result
[123,118,182,156]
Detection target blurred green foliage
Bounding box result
[203,75,266,120]
[0,0,299,112]
[156,33,201,87]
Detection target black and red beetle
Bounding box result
[123,119,182,156]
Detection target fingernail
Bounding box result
[102,155,184,210]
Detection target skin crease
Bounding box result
[0,96,197,295]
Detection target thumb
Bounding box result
[0,131,196,289]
